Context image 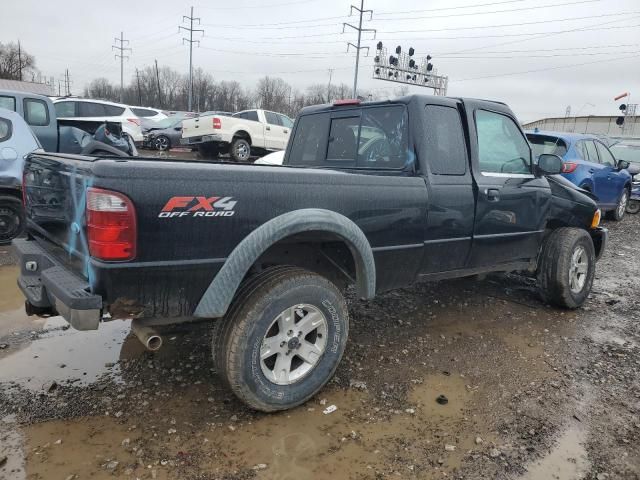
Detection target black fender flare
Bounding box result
[193,208,376,318]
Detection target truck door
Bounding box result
[22,97,57,152]
[468,108,551,268]
[419,102,475,274]
[264,111,285,149]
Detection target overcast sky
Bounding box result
[4,0,639,122]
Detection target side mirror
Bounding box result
[617,159,630,170]
[536,154,563,175]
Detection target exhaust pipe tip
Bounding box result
[131,322,163,351]
[146,334,163,351]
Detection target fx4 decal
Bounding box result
[158,196,237,218]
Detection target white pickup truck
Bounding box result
[181,109,293,161]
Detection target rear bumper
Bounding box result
[180,134,223,145]
[590,226,608,262]
[14,238,103,331]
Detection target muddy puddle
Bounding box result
[0,317,132,391]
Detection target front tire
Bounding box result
[537,227,596,309]
[606,188,628,221]
[626,199,640,214]
[154,135,171,151]
[0,196,25,245]
[213,267,349,412]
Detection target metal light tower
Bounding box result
[343,0,376,98]
[372,43,448,96]
[112,32,131,103]
[180,6,204,112]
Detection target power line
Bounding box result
[440,50,640,59]
[374,0,601,22]
[196,0,319,10]
[343,0,376,98]
[180,6,204,112]
[112,32,131,103]
[450,52,640,82]
[376,0,529,16]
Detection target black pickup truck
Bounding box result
[15,95,607,411]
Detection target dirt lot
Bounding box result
[0,215,638,480]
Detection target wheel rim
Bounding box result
[0,207,20,241]
[236,142,249,160]
[617,191,628,217]
[569,245,588,294]
[260,304,328,385]
[155,137,169,151]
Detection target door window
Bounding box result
[264,112,281,126]
[424,105,467,175]
[54,101,76,117]
[585,141,599,163]
[131,108,156,117]
[575,140,588,160]
[595,141,616,167]
[278,114,294,128]
[78,102,106,117]
[103,105,126,116]
[23,99,49,126]
[476,110,531,175]
[0,96,16,111]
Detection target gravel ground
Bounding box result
[0,215,638,480]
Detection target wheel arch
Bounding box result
[232,130,252,145]
[193,208,376,318]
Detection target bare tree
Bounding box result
[0,42,37,80]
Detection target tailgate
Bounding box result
[23,152,96,275]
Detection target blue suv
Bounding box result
[526,130,632,221]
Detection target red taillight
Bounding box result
[86,187,136,261]
[333,99,361,106]
[212,117,222,129]
[127,118,141,126]
[561,162,578,173]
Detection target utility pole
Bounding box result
[343,0,376,98]
[135,68,142,105]
[154,59,163,109]
[58,80,61,96]
[112,32,131,103]
[180,6,204,112]
[17,41,22,81]
[327,68,334,103]
[63,69,71,96]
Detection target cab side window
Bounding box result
[424,104,467,175]
[595,141,616,167]
[0,96,16,111]
[476,110,531,175]
[23,99,49,126]
[54,101,76,118]
[265,112,281,126]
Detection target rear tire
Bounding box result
[213,267,349,412]
[606,188,628,221]
[229,138,251,162]
[537,227,595,309]
[0,196,25,245]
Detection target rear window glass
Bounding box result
[24,98,49,126]
[289,105,409,170]
[0,96,16,111]
[424,105,467,175]
[79,102,106,117]
[526,134,568,159]
[131,108,156,117]
[54,101,76,117]
[0,118,11,142]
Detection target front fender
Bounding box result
[193,208,376,318]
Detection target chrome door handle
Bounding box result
[589,168,595,173]
[284,129,288,133]
[266,126,271,131]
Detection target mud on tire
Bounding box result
[537,227,596,309]
[213,267,349,412]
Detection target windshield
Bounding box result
[526,134,568,159]
[610,144,640,164]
